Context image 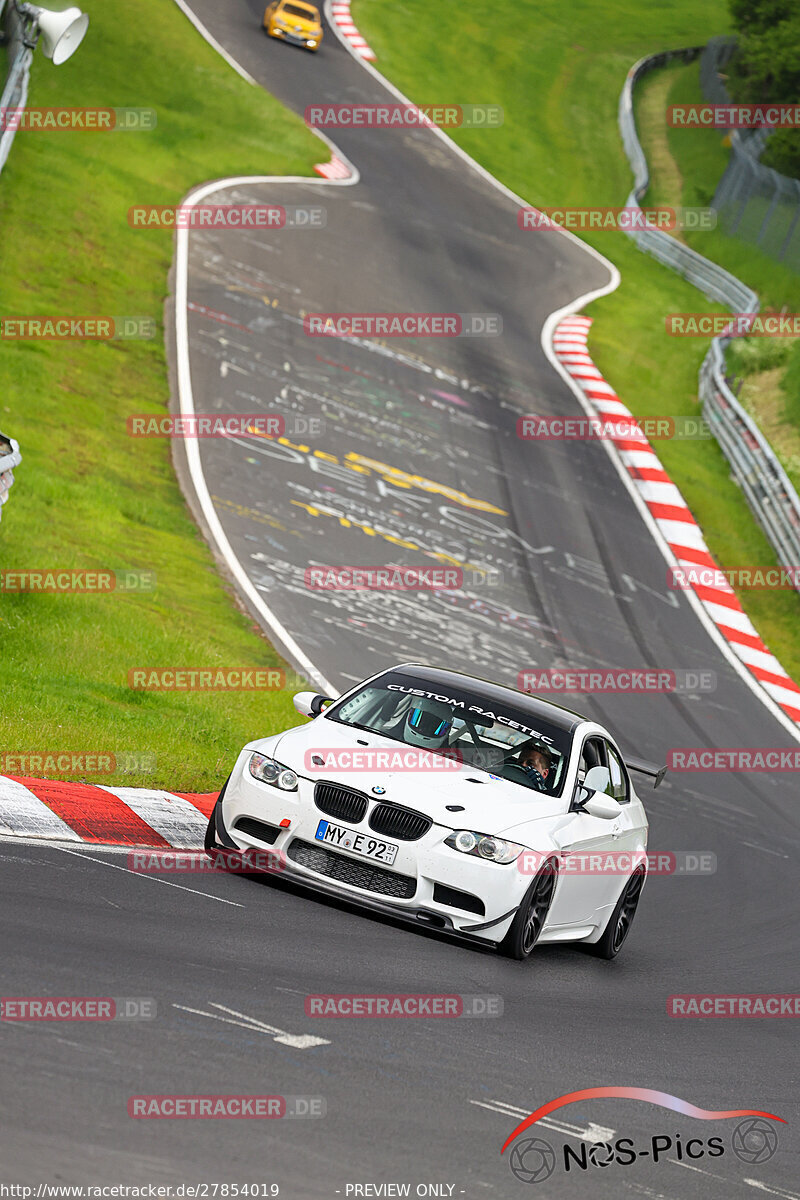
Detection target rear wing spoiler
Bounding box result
[625,756,667,789]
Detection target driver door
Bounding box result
[546,736,634,928]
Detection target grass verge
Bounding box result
[0,0,321,790]
[353,0,800,682]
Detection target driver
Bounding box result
[520,746,553,792]
[403,697,454,750]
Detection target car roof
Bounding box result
[382,662,588,733]
[280,0,317,8]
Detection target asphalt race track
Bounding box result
[2,2,798,1196]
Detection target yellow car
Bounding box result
[263,0,323,51]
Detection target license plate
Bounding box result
[315,819,398,866]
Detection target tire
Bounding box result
[500,859,558,960]
[587,866,646,960]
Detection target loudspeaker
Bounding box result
[32,6,89,64]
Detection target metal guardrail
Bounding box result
[701,345,800,572]
[618,49,800,588]
[699,37,800,271]
[0,1,34,176]
[0,430,21,523]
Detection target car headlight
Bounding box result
[444,829,524,864]
[249,753,298,791]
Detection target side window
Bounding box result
[577,736,606,784]
[605,742,630,803]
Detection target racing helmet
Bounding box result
[404,697,454,748]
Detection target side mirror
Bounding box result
[292,691,333,718]
[572,767,621,819]
[583,792,624,820]
[583,765,611,794]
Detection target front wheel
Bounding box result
[500,860,557,960]
[588,866,646,959]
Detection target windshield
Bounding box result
[325,670,572,797]
[282,3,316,18]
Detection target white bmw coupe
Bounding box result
[205,663,665,959]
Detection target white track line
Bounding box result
[56,845,245,906]
[0,835,131,853]
[469,1098,615,1143]
[170,53,357,696]
[173,1001,330,1048]
[745,1181,800,1199]
[171,0,258,84]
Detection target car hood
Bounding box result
[261,720,566,836]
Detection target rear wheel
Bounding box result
[588,866,646,959]
[500,860,557,960]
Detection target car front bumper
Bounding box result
[212,758,532,944]
[269,25,322,48]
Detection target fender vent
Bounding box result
[233,817,280,845]
[432,883,485,916]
